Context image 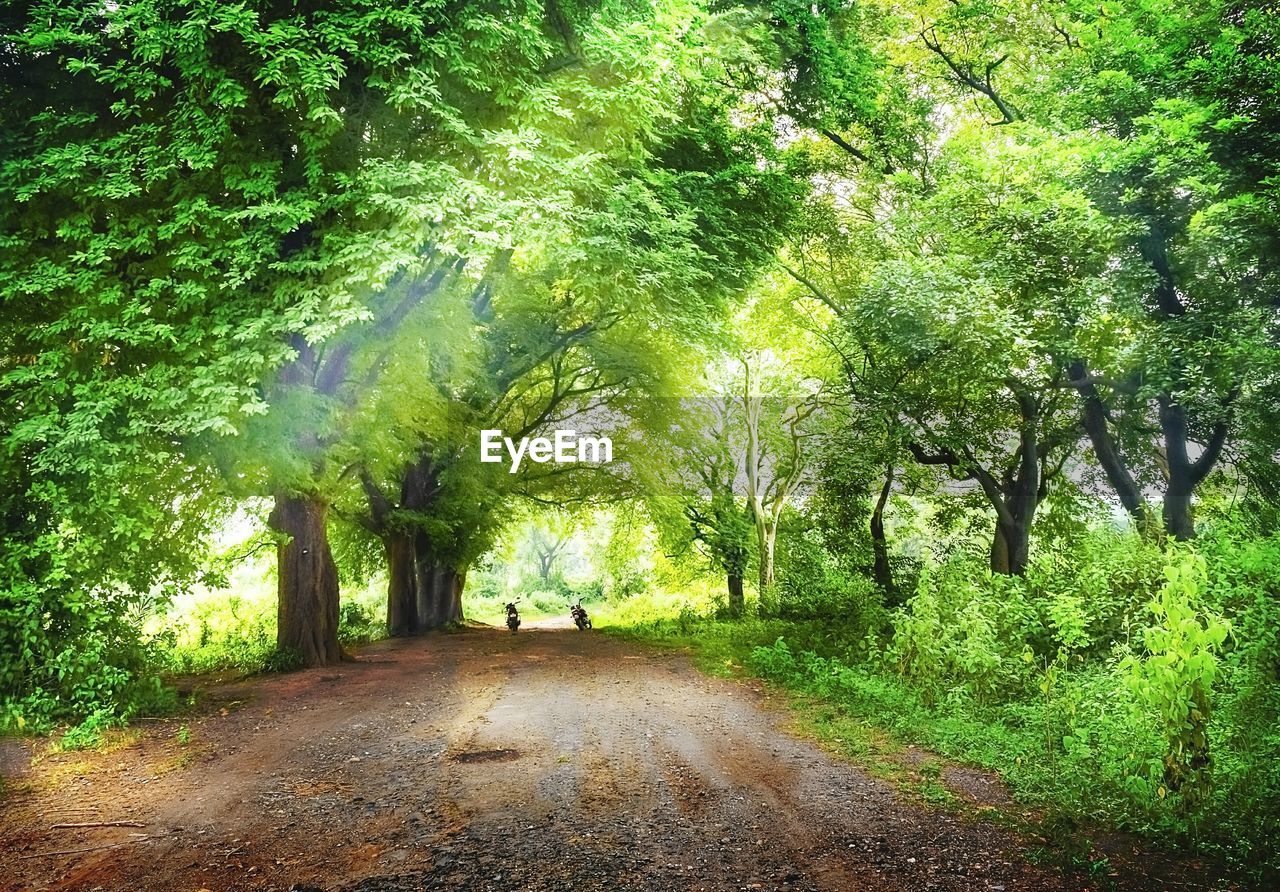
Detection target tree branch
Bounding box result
[778,260,845,315]
[919,26,1021,125]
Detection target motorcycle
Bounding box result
[570,601,592,631]
[505,601,521,633]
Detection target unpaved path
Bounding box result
[0,627,1220,891]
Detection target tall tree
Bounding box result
[679,400,755,616]
[342,50,804,634]
[233,0,726,656]
[740,355,821,595]
[908,0,1280,538]
[1,0,561,686]
[785,125,1121,574]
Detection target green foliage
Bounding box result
[0,0,557,725]
[261,647,306,675]
[891,556,1037,703]
[1021,528,1166,658]
[152,589,278,676]
[147,563,384,675]
[614,522,1280,881]
[58,709,121,752]
[338,599,383,647]
[768,517,884,632]
[1121,553,1230,811]
[1,0,1277,882]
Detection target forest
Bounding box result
[1,0,1278,888]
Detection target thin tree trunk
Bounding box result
[1010,520,1031,575]
[1159,397,1206,541]
[1069,360,1149,529]
[975,390,1042,578]
[445,566,466,625]
[413,549,439,632]
[871,466,897,602]
[758,522,776,596]
[270,493,343,666]
[427,566,449,629]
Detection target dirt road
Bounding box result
[0,626,1217,891]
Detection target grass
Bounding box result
[146,563,387,675]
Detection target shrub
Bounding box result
[338,600,381,646]
[59,708,121,750]
[1023,529,1166,657]
[890,555,1036,703]
[769,524,886,644]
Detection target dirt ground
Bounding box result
[0,624,1230,892]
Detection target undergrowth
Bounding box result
[610,527,1280,886]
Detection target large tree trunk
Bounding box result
[413,548,465,632]
[1163,478,1196,541]
[727,573,745,618]
[384,531,418,637]
[445,566,466,626]
[871,467,897,603]
[990,523,1011,575]
[270,493,343,666]
[413,547,441,632]
[989,517,1032,577]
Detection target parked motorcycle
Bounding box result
[570,601,592,631]
[505,601,521,633]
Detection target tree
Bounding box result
[904,0,1280,539]
[529,513,576,584]
[802,398,916,604]
[681,402,755,616]
[340,46,805,634]
[229,0,731,655]
[785,125,1124,574]
[2,0,560,687]
[741,355,821,595]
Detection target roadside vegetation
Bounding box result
[610,526,1280,881]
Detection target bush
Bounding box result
[148,572,387,675]
[1120,552,1230,812]
[1189,527,1280,872]
[1022,529,1166,657]
[524,588,569,614]
[339,600,381,646]
[890,555,1037,703]
[1,573,155,734]
[59,708,121,751]
[769,524,886,641]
